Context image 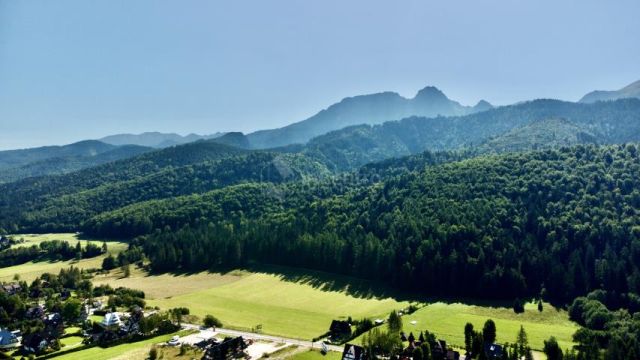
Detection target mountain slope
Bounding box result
[579,79,640,103]
[302,98,640,170]
[99,131,225,148]
[84,144,640,308]
[476,118,598,153]
[0,140,118,171]
[246,86,492,149]
[0,140,248,230]
[0,145,152,184]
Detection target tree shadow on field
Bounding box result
[185,263,525,310]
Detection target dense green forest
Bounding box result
[3,98,640,233]
[81,145,640,308]
[6,152,328,232]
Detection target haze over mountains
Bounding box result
[99,132,225,148]
[245,86,493,149]
[579,79,640,103]
[2,80,639,184]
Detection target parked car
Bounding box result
[167,335,180,346]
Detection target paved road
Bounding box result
[182,323,343,352]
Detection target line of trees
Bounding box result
[0,240,104,267]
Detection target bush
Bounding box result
[203,314,223,328]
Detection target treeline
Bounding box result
[0,240,104,267]
[124,144,640,307]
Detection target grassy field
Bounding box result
[148,270,410,340]
[92,266,249,299]
[287,349,342,360]
[0,233,128,282]
[9,233,125,249]
[98,265,410,340]
[95,264,577,348]
[60,336,84,349]
[52,331,188,360]
[354,301,577,352]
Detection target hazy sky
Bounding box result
[1,0,639,150]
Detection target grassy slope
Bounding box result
[288,349,342,360]
[355,301,576,352]
[52,331,186,360]
[96,265,577,349]
[9,233,124,249]
[0,233,128,282]
[148,271,409,340]
[91,267,248,299]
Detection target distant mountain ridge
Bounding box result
[246,85,492,149]
[0,140,116,170]
[0,140,154,183]
[99,131,225,148]
[580,79,640,103]
[299,98,640,170]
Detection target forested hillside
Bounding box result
[80,144,640,310]
[301,98,640,170]
[0,152,328,232]
[0,141,247,232]
[0,140,116,170]
[0,140,156,183]
[0,144,152,184]
[3,98,640,234]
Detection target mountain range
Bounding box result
[579,79,640,103]
[2,80,639,184]
[99,131,225,148]
[245,86,493,149]
[0,140,153,183]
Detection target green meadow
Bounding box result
[0,233,128,282]
[52,331,186,360]
[98,265,577,350]
[288,349,343,360]
[392,301,576,351]
[147,270,410,340]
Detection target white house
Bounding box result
[101,312,122,327]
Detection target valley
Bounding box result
[2,83,640,360]
[2,233,577,359]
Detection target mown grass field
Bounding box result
[99,265,411,340]
[354,301,576,352]
[0,233,128,282]
[149,271,410,340]
[53,331,188,360]
[92,266,249,299]
[10,233,124,249]
[96,264,577,349]
[288,349,342,360]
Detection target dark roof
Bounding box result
[22,333,48,353]
[484,343,504,359]
[202,336,247,360]
[1,283,21,294]
[446,349,460,360]
[330,320,352,334]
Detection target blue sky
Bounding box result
[1,0,639,150]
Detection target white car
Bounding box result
[167,335,180,346]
